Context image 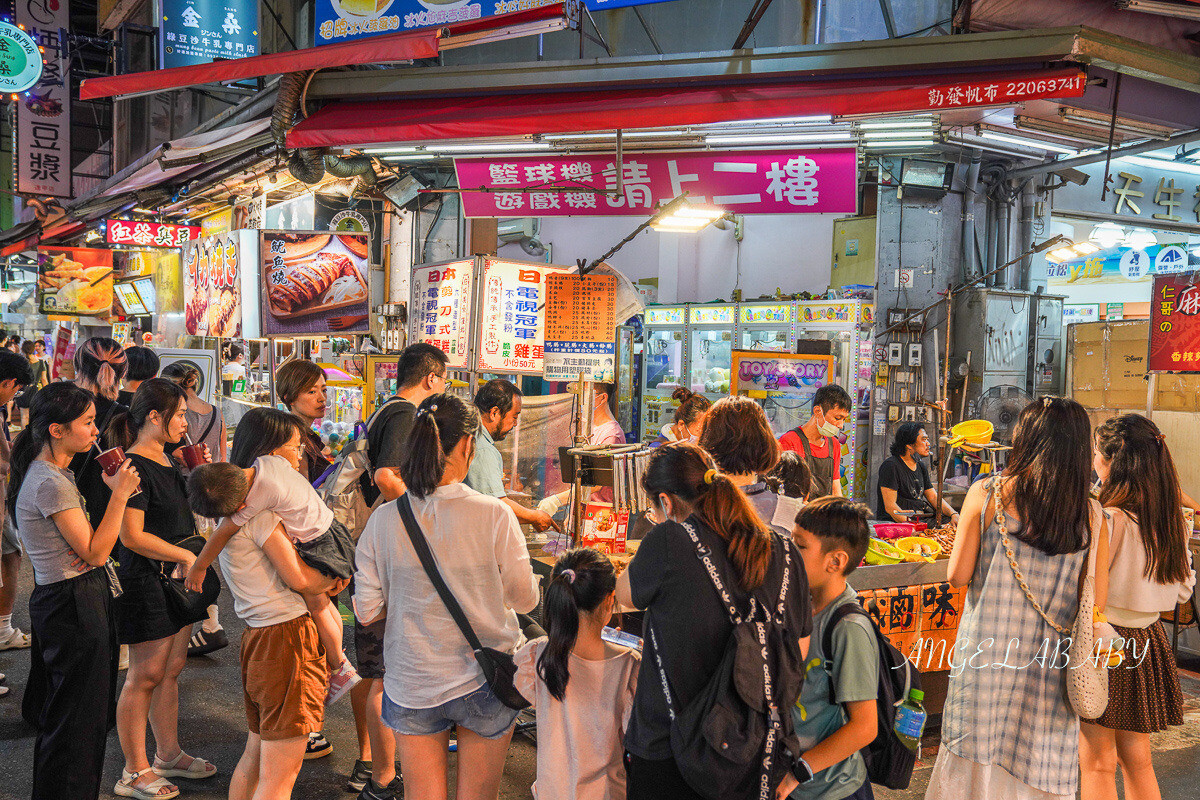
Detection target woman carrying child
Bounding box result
[1080,415,1196,800]
[515,548,640,800]
[110,379,218,800]
[185,408,360,706]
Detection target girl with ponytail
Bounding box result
[616,442,812,799]
[1081,415,1197,800]
[74,336,128,403]
[513,548,640,799]
[355,393,540,800]
[10,382,140,800]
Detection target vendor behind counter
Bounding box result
[876,422,958,525]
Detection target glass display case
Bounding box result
[686,303,735,405]
[737,301,793,352]
[793,301,874,500]
[640,306,686,440]
[615,325,638,440]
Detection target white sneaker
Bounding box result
[326,658,361,706]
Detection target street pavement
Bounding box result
[4,553,1200,799]
[0,559,536,799]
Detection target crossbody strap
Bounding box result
[196,407,218,444]
[396,494,486,653]
[992,477,1100,638]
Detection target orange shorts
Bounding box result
[240,613,327,741]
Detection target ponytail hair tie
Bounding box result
[416,403,439,420]
[1042,396,1052,408]
[704,468,718,485]
[559,568,576,584]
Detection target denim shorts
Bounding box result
[382,684,519,739]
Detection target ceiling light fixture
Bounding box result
[705,115,833,126]
[1116,0,1200,22]
[650,203,727,233]
[1013,115,1125,146]
[1058,108,1176,139]
[978,131,1078,154]
[1123,228,1158,250]
[704,132,855,145]
[1089,222,1125,249]
[857,120,939,130]
[437,142,553,153]
[860,129,937,140]
[861,138,939,149]
[1119,155,1200,177]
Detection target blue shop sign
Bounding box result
[161,0,259,69]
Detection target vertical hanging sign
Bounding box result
[15,0,72,198]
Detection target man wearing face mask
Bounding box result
[465,379,561,533]
[779,384,853,498]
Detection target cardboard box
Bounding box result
[581,503,629,555]
[1107,321,1149,409]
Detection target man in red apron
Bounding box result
[779,384,852,498]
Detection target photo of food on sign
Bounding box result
[183,234,243,337]
[37,247,114,317]
[260,231,369,336]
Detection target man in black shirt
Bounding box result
[876,422,959,524]
[366,343,449,504]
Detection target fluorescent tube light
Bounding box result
[437,142,553,153]
[979,131,1078,154]
[705,132,854,145]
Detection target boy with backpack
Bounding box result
[779,497,880,800]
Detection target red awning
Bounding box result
[79,28,440,101]
[285,67,1088,149]
[78,4,575,101]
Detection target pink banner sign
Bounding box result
[455,149,857,217]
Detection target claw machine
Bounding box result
[737,301,794,352]
[686,302,736,405]
[793,300,875,500]
[363,354,399,416]
[640,305,686,440]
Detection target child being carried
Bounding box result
[186,455,360,705]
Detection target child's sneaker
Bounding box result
[327,658,361,706]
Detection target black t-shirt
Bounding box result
[114,453,196,579]
[624,515,813,760]
[116,389,134,408]
[363,397,417,504]
[875,455,933,521]
[70,395,128,531]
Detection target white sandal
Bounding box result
[115,768,179,800]
[152,750,218,779]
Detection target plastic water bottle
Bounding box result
[893,689,927,752]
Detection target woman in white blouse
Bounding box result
[354,393,539,800]
[1083,414,1196,800]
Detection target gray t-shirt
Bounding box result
[16,460,92,585]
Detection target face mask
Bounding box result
[817,420,841,438]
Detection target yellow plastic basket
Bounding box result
[948,419,994,451]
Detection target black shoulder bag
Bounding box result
[396,494,531,711]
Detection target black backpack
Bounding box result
[821,600,921,791]
[646,523,804,800]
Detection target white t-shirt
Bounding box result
[515,637,640,800]
[222,362,246,380]
[354,482,541,709]
[231,455,333,543]
[218,511,308,628]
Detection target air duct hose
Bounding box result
[271,71,377,186]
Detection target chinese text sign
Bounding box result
[454,149,858,217]
[160,0,259,69]
[478,260,569,374]
[106,220,201,248]
[1149,272,1200,373]
[544,274,618,382]
[316,0,565,45]
[412,260,474,369]
[16,0,71,198]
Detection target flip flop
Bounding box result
[115,768,179,800]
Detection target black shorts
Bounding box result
[114,572,189,645]
[349,575,386,680]
[294,521,355,580]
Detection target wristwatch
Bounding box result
[791,755,815,784]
